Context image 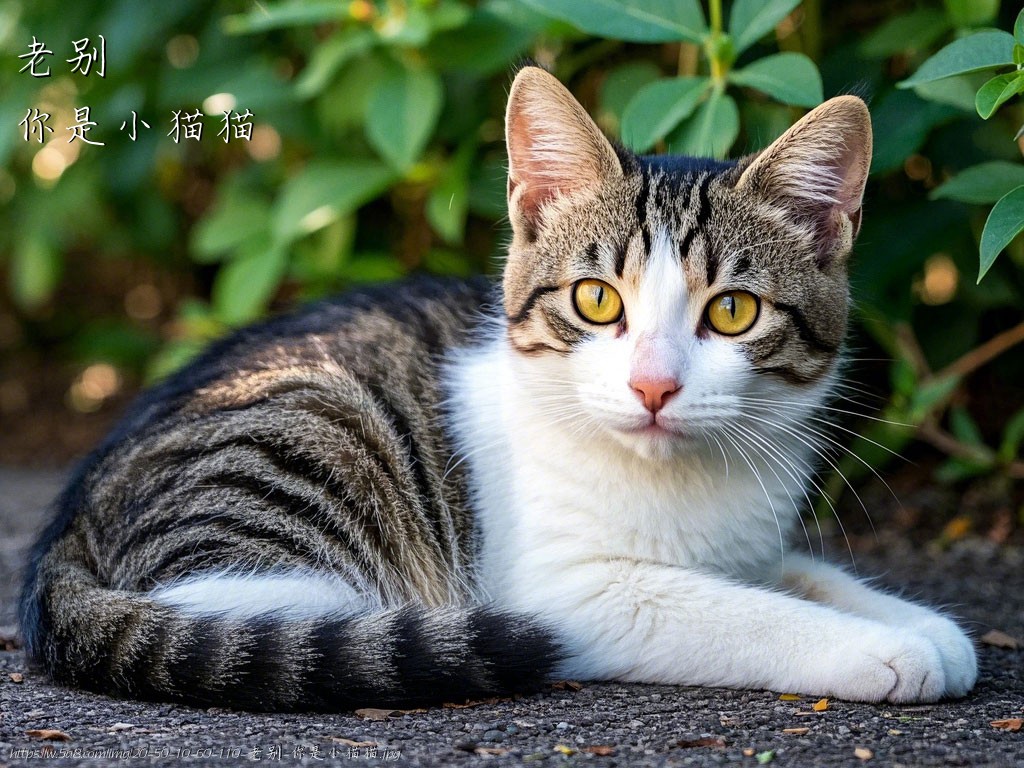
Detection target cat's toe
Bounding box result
[911,617,977,698]
[838,629,946,703]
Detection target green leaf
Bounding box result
[366,64,443,171]
[728,0,800,54]
[668,90,739,159]
[10,234,60,310]
[998,407,1024,462]
[978,184,1024,282]
[192,185,272,263]
[975,72,1024,119]
[1016,8,1024,45]
[222,2,344,34]
[950,406,985,446]
[898,30,1015,88]
[728,52,823,107]
[908,375,961,422]
[858,9,950,59]
[212,236,288,326]
[273,161,396,245]
[621,76,709,152]
[931,161,1024,204]
[1015,43,1024,66]
[600,61,663,130]
[294,28,377,99]
[518,0,707,43]
[912,73,983,112]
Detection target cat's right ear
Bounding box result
[505,66,622,240]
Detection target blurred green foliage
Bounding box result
[0,0,1023,488]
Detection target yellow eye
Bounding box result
[705,290,760,336]
[573,279,623,325]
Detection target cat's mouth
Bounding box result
[621,415,683,439]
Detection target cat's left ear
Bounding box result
[736,95,872,263]
[505,66,623,240]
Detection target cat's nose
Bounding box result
[630,378,680,413]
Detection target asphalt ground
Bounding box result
[1,467,1022,767]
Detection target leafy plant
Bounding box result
[523,0,822,156]
[901,7,1024,281]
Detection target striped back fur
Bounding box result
[21,67,870,711]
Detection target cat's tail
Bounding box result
[20,543,562,712]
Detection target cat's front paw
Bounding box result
[831,627,946,703]
[908,615,977,698]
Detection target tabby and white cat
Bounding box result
[21,67,976,711]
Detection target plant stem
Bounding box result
[707,0,725,83]
[937,319,1024,380]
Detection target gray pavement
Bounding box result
[1,467,1022,767]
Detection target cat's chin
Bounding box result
[609,422,694,460]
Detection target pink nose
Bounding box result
[630,378,680,413]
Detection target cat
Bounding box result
[20,66,977,711]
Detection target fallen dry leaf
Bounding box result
[108,723,136,732]
[991,718,1023,732]
[9,672,24,683]
[980,629,1020,651]
[742,748,756,757]
[553,744,576,755]
[941,515,971,541]
[584,746,615,756]
[475,746,508,756]
[778,693,801,701]
[25,729,71,742]
[782,727,810,735]
[812,698,829,712]
[676,737,727,748]
[551,680,584,691]
[855,747,874,760]
[888,729,903,736]
[331,738,378,747]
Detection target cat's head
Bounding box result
[501,66,871,459]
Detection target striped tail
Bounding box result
[21,544,561,711]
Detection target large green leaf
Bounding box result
[212,236,289,326]
[943,0,999,28]
[1016,8,1024,44]
[728,52,822,107]
[621,76,709,151]
[975,72,1024,119]
[366,65,443,170]
[273,161,396,245]
[295,28,377,99]
[518,0,707,43]
[858,9,950,59]
[978,184,1024,282]
[931,162,1024,204]
[668,91,739,159]
[728,0,800,54]
[898,30,1015,88]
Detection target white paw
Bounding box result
[828,627,947,703]
[908,615,977,698]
